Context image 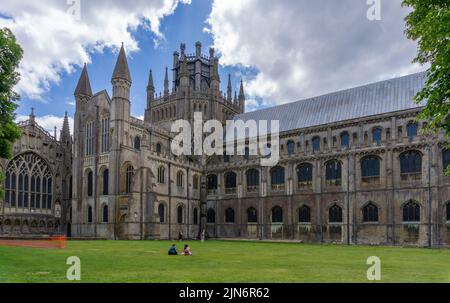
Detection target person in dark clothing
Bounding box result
[168,244,178,255]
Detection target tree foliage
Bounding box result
[403,0,450,173]
[0,28,23,196]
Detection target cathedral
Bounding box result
[1,42,449,247]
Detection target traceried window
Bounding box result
[298,205,311,223]
[325,160,342,186]
[402,200,420,222]
[101,117,110,153]
[225,172,237,194]
[271,206,283,223]
[4,153,52,210]
[361,155,381,184]
[85,121,94,156]
[363,202,379,222]
[297,163,313,189]
[246,169,259,193]
[329,204,343,223]
[400,151,422,181]
[271,166,285,191]
[247,207,257,223]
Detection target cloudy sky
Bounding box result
[0,0,425,136]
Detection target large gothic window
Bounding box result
[272,206,283,223]
[247,207,257,223]
[400,151,422,181]
[329,204,343,223]
[363,202,379,222]
[361,155,381,184]
[297,163,313,189]
[298,205,311,223]
[4,153,52,210]
[246,169,259,193]
[85,121,94,156]
[403,200,420,222]
[158,204,165,223]
[443,148,450,172]
[87,170,93,197]
[325,160,342,186]
[176,171,184,188]
[225,208,235,223]
[271,166,285,191]
[101,117,110,153]
[225,172,237,194]
[177,206,184,224]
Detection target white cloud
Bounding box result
[206,0,425,110]
[16,114,74,139]
[0,0,191,100]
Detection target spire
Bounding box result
[234,91,238,104]
[29,107,35,122]
[227,74,232,102]
[147,69,154,91]
[60,111,70,141]
[74,63,92,97]
[164,66,169,97]
[239,79,245,100]
[112,43,131,83]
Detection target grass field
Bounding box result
[0,240,449,283]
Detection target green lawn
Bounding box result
[0,240,449,283]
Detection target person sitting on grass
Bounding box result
[182,244,192,256]
[168,244,178,255]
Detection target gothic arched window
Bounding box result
[406,122,418,141]
[287,140,295,155]
[176,171,184,188]
[312,136,321,152]
[325,160,342,186]
[207,174,218,194]
[157,166,165,184]
[361,155,380,184]
[246,169,259,192]
[403,200,420,222]
[177,206,184,224]
[134,136,141,150]
[102,169,109,195]
[271,166,285,191]
[329,204,343,223]
[225,208,235,223]
[156,143,162,155]
[4,153,52,210]
[192,174,199,190]
[158,204,165,223]
[272,206,283,223]
[87,170,93,197]
[372,127,382,145]
[446,202,450,222]
[340,132,350,148]
[442,148,450,172]
[225,172,237,194]
[207,208,215,223]
[400,151,422,181]
[363,202,379,222]
[102,205,109,223]
[298,205,311,223]
[247,207,257,223]
[125,165,134,194]
[297,163,313,189]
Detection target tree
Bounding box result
[403,0,450,174]
[0,28,23,196]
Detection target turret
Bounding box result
[60,111,71,145]
[147,69,155,105]
[195,41,202,90]
[111,43,132,119]
[74,63,92,105]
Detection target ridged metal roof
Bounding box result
[235,72,426,133]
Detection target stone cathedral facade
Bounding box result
[1,42,450,247]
